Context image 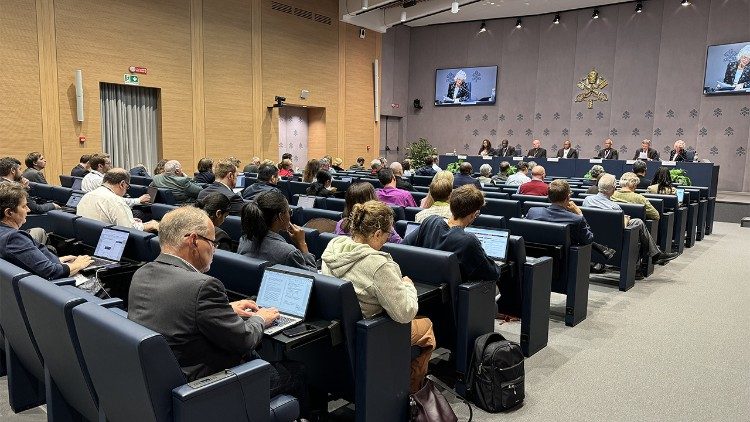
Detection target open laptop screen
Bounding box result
[256,269,314,318]
[297,195,316,209]
[71,178,83,190]
[65,193,84,208]
[236,174,246,188]
[405,221,421,237]
[676,188,685,204]
[147,186,158,203]
[93,228,129,261]
[465,227,510,261]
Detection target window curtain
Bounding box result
[100,83,159,173]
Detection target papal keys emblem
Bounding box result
[575,68,609,109]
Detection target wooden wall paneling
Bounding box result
[35,0,63,182]
[251,0,264,160]
[337,19,347,161]
[191,0,206,167]
[344,24,379,166]
[308,107,327,160]
[0,0,44,165]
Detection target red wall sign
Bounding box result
[128,66,148,75]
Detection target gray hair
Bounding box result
[589,165,605,179]
[598,173,616,194]
[159,206,211,249]
[619,172,640,188]
[479,163,492,177]
[738,45,750,60]
[674,139,686,149]
[163,160,181,175]
[389,161,403,175]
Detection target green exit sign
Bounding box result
[123,74,140,85]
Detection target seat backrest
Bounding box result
[19,277,101,420]
[580,207,625,251]
[412,175,433,187]
[472,214,506,229]
[618,203,647,221]
[129,175,153,186]
[404,207,422,221]
[60,175,75,188]
[315,232,339,256]
[324,197,346,212]
[380,243,461,306]
[507,218,570,248]
[51,185,74,204]
[483,191,509,200]
[74,217,113,247]
[522,201,550,215]
[72,302,185,422]
[155,188,176,205]
[219,215,242,241]
[413,186,429,192]
[512,194,550,204]
[330,179,351,192]
[48,210,81,239]
[301,208,343,225]
[411,191,428,204]
[359,178,382,189]
[394,220,409,237]
[127,184,149,199]
[483,198,522,219]
[151,203,178,221]
[642,194,672,213]
[288,181,311,197]
[28,182,54,200]
[389,205,406,222]
[116,226,159,262]
[206,249,270,296]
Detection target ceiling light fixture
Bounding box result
[553,13,560,24]
[515,18,522,29]
[479,21,487,33]
[635,1,643,13]
[592,9,599,19]
[361,0,368,10]
[681,0,690,6]
[401,11,406,22]
[451,1,459,14]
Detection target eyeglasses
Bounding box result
[186,233,218,249]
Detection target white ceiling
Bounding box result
[341,0,636,32]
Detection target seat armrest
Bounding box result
[520,257,553,357]
[99,298,124,308]
[53,278,76,286]
[269,395,300,422]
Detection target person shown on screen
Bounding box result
[722,45,750,90]
[446,70,471,103]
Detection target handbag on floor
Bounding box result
[410,376,472,422]
[466,332,525,412]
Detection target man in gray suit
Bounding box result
[150,160,203,204]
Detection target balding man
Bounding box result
[526,139,547,158]
[151,160,202,204]
[127,207,295,390]
[390,162,414,191]
[597,138,618,160]
[556,140,579,159]
[633,139,659,161]
[518,165,548,196]
[77,168,158,232]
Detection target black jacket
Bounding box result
[633,148,660,161]
[241,182,281,201]
[194,171,215,184]
[597,148,619,160]
[196,182,246,216]
[526,148,547,158]
[496,146,516,157]
[415,166,437,177]
[396,176,414,192]
[306,182,336,197]
[723,61,750,86]
[556,148,579,159]
[71,164,89,178]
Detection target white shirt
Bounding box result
[734,68,744,85]
[562,148,571,158]
[506,172,531,186]
[432,163,441,172]
[81,170,139,207]
[76,186,144,230]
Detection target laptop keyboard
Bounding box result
[270,315,296,327]
[89,257,116,268]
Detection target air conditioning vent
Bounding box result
[271,1,292,14]
[314,14,332,25]
[294,8,313,20]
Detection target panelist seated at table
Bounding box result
[596,138,619,160]
[495,139,516,157]
[478,139,495,157]
[526,139,547,158]
[667,140,695,162]
[633,139,660,161]
[556,140,579,159]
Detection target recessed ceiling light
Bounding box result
[592,9,599,19]
[451,1,459,13]
[479,21,487,33]
[515,18,522,28]
[681,0,690,6]
[553,13,560,24]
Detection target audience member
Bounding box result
[415,178,452,223]
[76,168,158,232]
[302,159,320,183]
[242,163,281,200]
[331,157,345,172]
[420,171,453,208]
[633,139,659,161]
[81,154,113,192]
[518,165,549,196]
[612,172,661,220]
[320,158,335,174]
[496,139,516,157]
[506,161,531,186]
[71,154,91,177]
[526,139,547,158]
[306,171,337,197]
[349,156,366,170]
[197,159,246,215]
[403,185,501,283]
[278,159,294,178]
[129,164,149,177]
[243,156,261,173]
[22,152,48,184]
[556,140,579,159]
[586,165,606,194]
[151,160,203,204]
[492,161,511,183]
[415,156,438,176]
[237,191,316,271]
[632,160,651,189]
[194,192,233,251]
[477,164,494,186]
[402,159,414,177]
[376,168,417,207]
[453,162,481,189]
[597,138,619,160]
[194,157,215,184]
[153,159,167,176]
[322,200,435,393]
[369,159,382,175]
[431,155,441,173]
[647,167,676,194]
[0,183,92,279]
[379,156,388,167]
[668,140,689,162]
[336,182,401,243]
[390,162,414,191]
[583,174,677,269]
[0,157,58,213]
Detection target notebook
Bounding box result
[465,226,510,264]
[405,221,421,237]
[256,268,315,335]
[85,228,129,271]
[296,195,316,209]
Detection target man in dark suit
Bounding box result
[453,162,481,189]
[633,139,659,161]
[526,139,547,158]
[242,163,281,201]
[668,140,693,162]
[22,152,48,184]
[556,140,579,159]
[197,159,247,215]
[632,160,651,189]
[596,138,619,160]
[127,206,308,407]
[0,157,58,214]
[71,154,91,177]
[496,139,516,157]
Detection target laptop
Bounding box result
[84,228,130,271]
[465,227,510,265]
[71,178,83,190]
[255,268,315,336]
[676,187,685,205]
[58,192,84,212]
[147,186,158,203]
[405,221,421,237]
[233,174,246,194]
[296,195,316,209]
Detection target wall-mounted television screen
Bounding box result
[435,65,498,106]
[703,41,750,95]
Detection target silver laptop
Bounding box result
[85,228,129,270]
[71,178,83,190]
[405,221,421,237]
[465,227,510,265]
[256,268,315,335]
[296,195,316,209]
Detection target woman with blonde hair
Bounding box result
[420,170,454,208]
[321,200,435,393]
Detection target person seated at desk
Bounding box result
[242,163,282,201]
[632,160,651,190]
[0,157,58,214]
[633,139,660,161]
[376,168,417,207]
[306,170,337,198]
[242,156,261,174]
[446,70,471,102]
[403,185,501,283]
[71,154,91,177]
[586,165,606,194]
[453,162,481,189]
[0,183,93,279]
[415,156,438,177]
[369,159,382,176]
[556,140,579,159]
[390,162,414,191]
[151,160,203,204]
[597,138,619,160]
[667,140,691,162]
[478,164,494,186]
[349,156,366,171]
[612,172,661,221]
[496,139,516,157]
[478,139,495,156]
[331,157,345,173]
[278,159,294,178]
[506,162,531,186]
[646,167,676,195]
[337,182,402,243]
[491,161,511,184]
[526,139,547,158]
[22,152,48,184]
[127,207,311,412]
[518,165,548,196]
[193,157,215,184]
[415,178,452,223]
[302,159,321,183]
[194,192,233,252]
[237,191,317,271]
[197,159,247,216]
[321,200,435,393]
[402,159,414,177]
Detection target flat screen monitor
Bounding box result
[435,66,498,106]
[703,41,750,95]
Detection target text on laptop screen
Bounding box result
[465,227,510,260]
[297,195,316,209]
[93,228,129,261]
[66,193,83,207]
[236,174,245,188]
[405,222,420,237]
[256,270,314,318]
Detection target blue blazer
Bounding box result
[525,204,594,246]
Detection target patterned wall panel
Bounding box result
[278,107,309,165]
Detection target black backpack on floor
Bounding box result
[465,333,525,412]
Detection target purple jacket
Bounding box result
[376,186,417,207]
[335,219,402,244]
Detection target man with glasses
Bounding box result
[76,168,158,232]
[197,159,248,216]
[82,154,150,207]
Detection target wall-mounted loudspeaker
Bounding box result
[413,99,423,110]
[359,28,366,38]
[373,59,379,122]
[75,69,84,122]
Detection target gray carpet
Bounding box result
[1,222,748,421]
